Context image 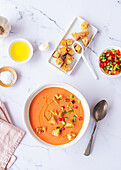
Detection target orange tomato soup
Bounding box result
[29,87,84,145]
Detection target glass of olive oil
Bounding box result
[9,38,33,63]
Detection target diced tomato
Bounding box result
[65,98,70,102]
[107,56,112,60]
[61,126,65,130]
[104,62,107,67]
[58,118,62,121]
[71,100,75,104]
[79,117,83,120]
[111,70,119,75]
[62,117,65,121]
[105,70,109,74]
[106,52,110,56]
[116,70,120,74]
[100,62,104,68]
[115,59,120,64]
[119,54,121,58]
[73,105,78,109]
[115,50,120,55]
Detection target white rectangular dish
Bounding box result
[48,16,97,75]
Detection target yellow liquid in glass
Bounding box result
[10,41,31,62]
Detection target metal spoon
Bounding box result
[84,100,108,156]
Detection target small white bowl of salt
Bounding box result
[0,66,17,87]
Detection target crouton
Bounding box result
[49,116,57,125]
[65,121,74,128]
[52,129,60,137]
[81,21,89,29]
[67,132,76,140]
[67,39,73,46]
[53,51,60,58]
[59,111,64,118]
[35,127,46,134]
[71,32,80,40]
[64,54,74,65]
[79,32,86,38]
[61,40,67,47]
[50,109,58,115]
[56,57,63,65]
[80,29,89,37]
[67,47,74,56]
[82,36,90,47]
[59,47,67,56]
[53,96,59,104]
[60,63,71,72]
[74,44,82,53]
[55,94,62,100]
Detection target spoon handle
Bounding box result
[84,121,98,156]
[82,54,98,80]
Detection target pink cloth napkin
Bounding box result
[0,100,25,170]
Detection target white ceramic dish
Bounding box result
[8,38,33,64]
[98,46,121,78]
[48,17,97,75]
[23,83,90,148]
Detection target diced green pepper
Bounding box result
[70,95,74,99]
[57,126,60,129]
[73,114,77,118]
[67,105,71,108]
[64,110,68,113]
[77,99,81,103]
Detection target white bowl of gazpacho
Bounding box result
[23,83,90,148]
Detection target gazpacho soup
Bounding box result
[29,87,84,145]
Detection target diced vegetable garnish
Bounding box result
[61,126,65,130]
[57,126,60,129]
[69,108,74,112]
[65,98,70,102]
[58,117,62,121]
[77,99,81,103]
[73,114,77,118]
[65,117,68,120]
[99,49,121,75]
[72,119,76,122]
[72,100,75,104]
[62,117,65,121]
[67,105,71,108]
[70,100,75,104]
[62,121,66,126]
[61,106,65,110]
[64,110,68,113]
[70,95,74,98]
[73,105,78,109]
[79,116,83,120]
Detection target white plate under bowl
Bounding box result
[8,38,33,64]
[23,83,90,149]
[98,46,121,78]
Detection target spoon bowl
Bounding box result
[93,100,108,121]
[0,66,17,87]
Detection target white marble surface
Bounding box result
[0,0,121,169]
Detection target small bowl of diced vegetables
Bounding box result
[98,46,121,77]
